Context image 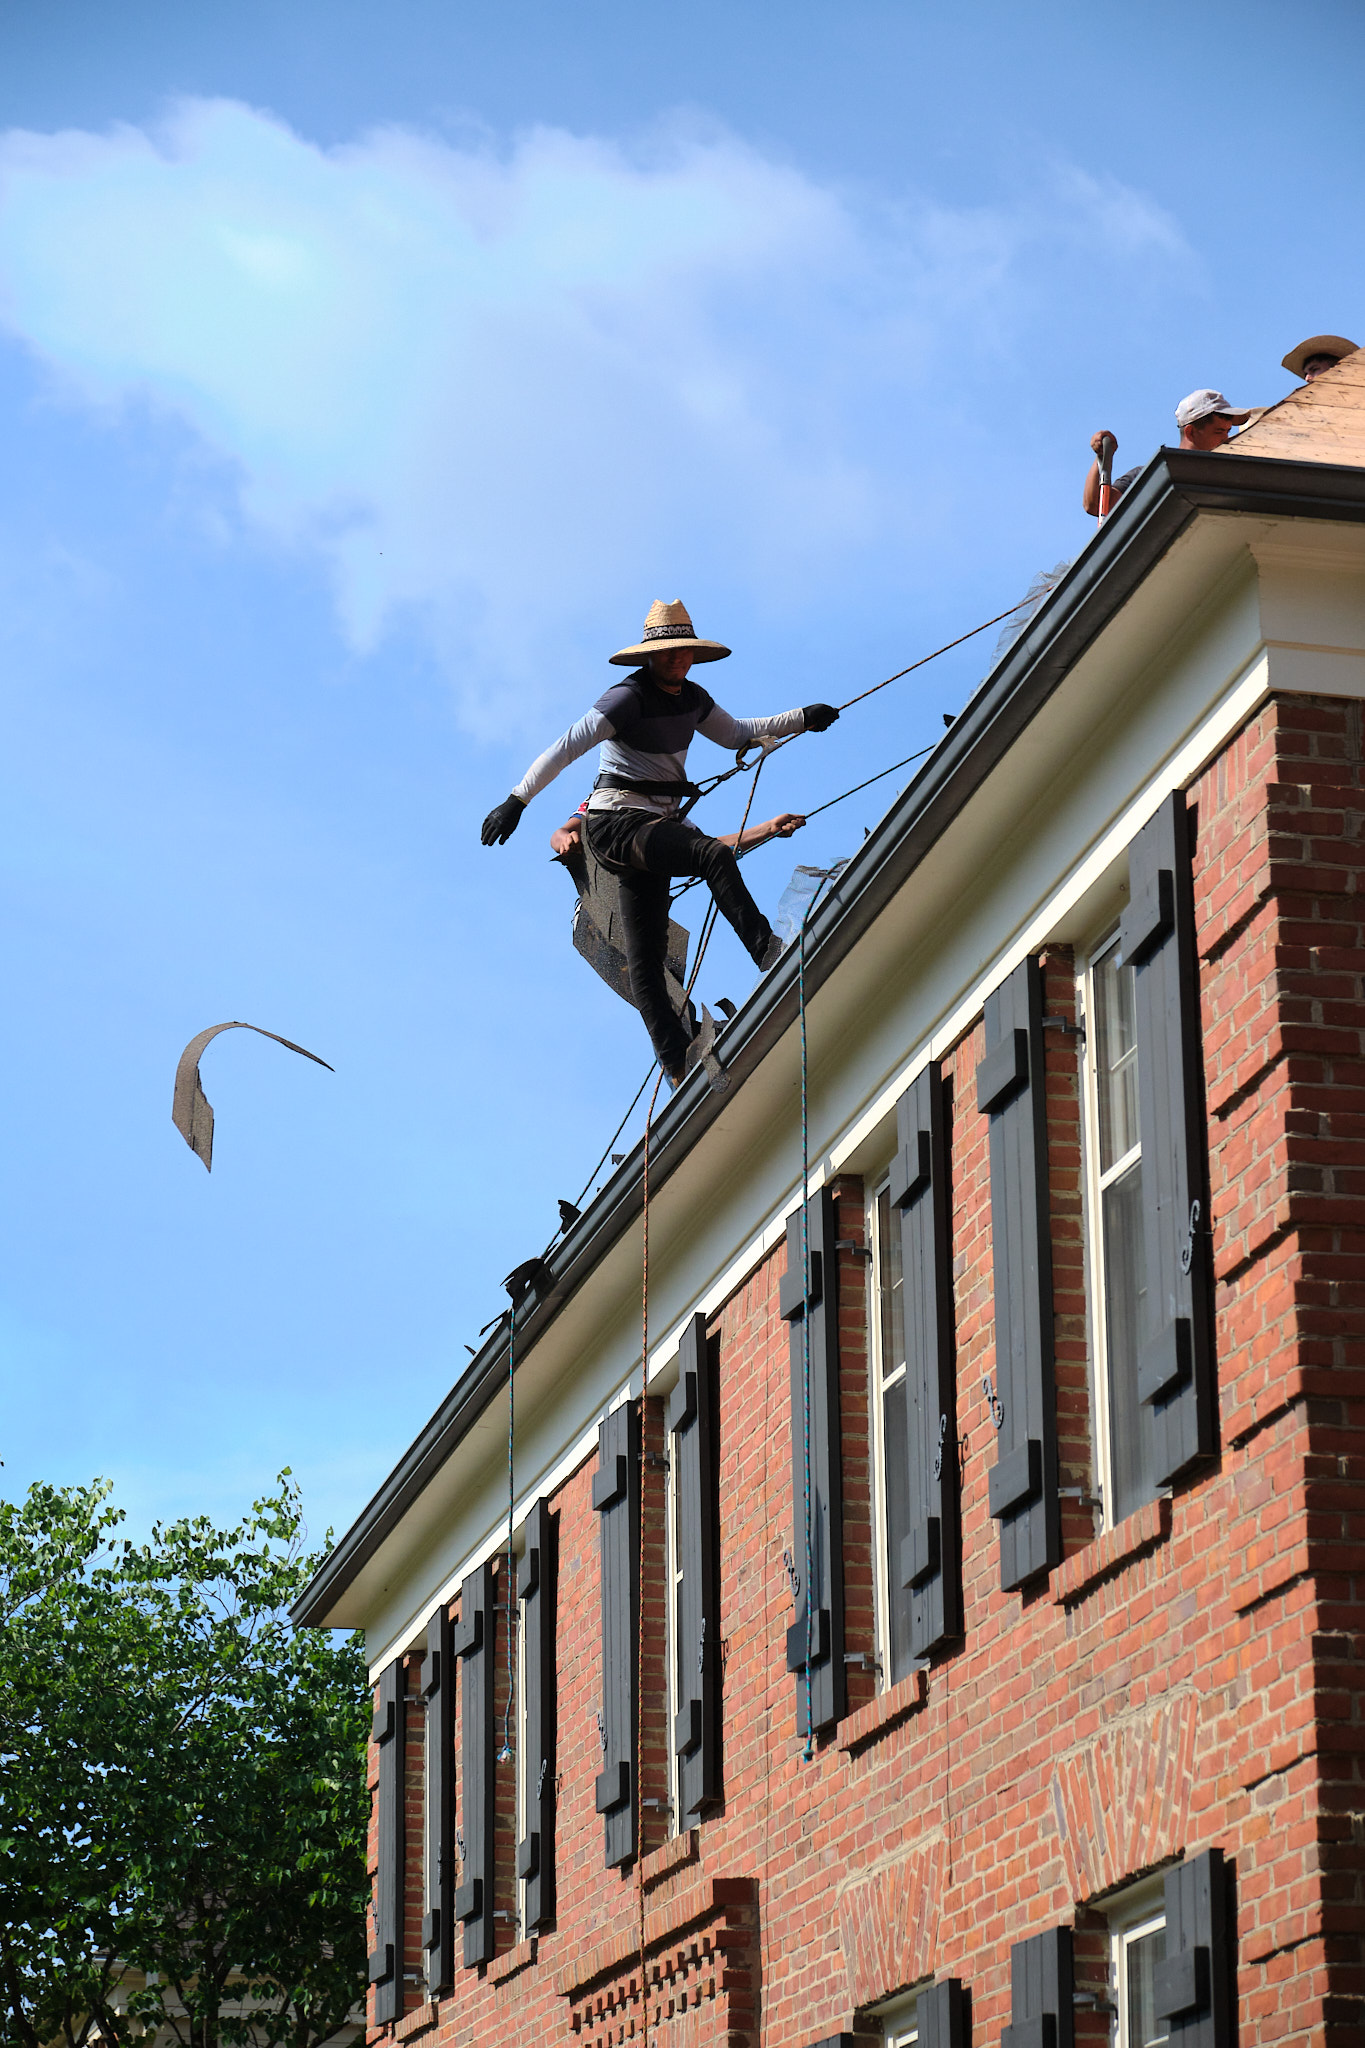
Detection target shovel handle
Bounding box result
[1096,432,1117,520]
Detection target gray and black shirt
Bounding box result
[513,669,808,820]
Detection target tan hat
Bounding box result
[610,599,730,667]
[1281,333,1360,378]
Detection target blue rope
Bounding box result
[798,868,837,1762]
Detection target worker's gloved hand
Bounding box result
[481,795,525,846]
[803,703,839,732]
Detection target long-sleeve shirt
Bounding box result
[512,670,808,820]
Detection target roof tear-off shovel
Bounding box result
[172,1021,334,1171]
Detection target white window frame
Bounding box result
[867,1171,899,1692]
[1108,1877,1168,2047]
[664,1441,683,1836]
[1078,926,1143,1532]
[872,1987,919,2046]
[509,1527,529,1938]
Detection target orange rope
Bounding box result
[637,1066,664,2045]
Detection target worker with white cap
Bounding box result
[1083,389,1253,516]
[1281,334,1360,382]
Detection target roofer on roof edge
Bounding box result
[481,599,839,1086]
[1082,388,1254,517]
[1282,333,1360,382]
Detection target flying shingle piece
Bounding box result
[172,1021,334,1171]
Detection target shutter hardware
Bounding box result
[982,1376,1005,1431]
[1041,1013,1085,1038]
[1178,1198,1203,1275]
[834,1238,873,1257]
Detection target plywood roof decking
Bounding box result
[1228,347,1365,468]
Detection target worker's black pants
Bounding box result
[586,810,774,1075]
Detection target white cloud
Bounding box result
[0,100,1190,730]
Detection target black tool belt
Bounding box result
[594,772,700,801]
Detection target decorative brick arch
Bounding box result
[837,1833,947,2010]
[1050,1689,1199,1902]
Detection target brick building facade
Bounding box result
[296,353,1365,2046]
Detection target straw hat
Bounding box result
[1281,334,1360,378]
[610,599,730,667]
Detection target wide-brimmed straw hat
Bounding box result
[1281,333,1360,378]
[610,599,731,667]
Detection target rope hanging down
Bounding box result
[795,864,840,1760]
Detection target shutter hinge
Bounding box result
[843,1652,883,1674]
[643,1452,669,1470]
[835,1239,873,1258]
[1042,1014,1085,1037]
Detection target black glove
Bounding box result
[481,794,525,846]
[803,703,839,732]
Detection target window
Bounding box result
[874,1989,919,2046]
[870,1180,912,1687]
[514,1540,530,1925]
[665,1446,683,1836]
[1110,1888,1168,2048]
[1080,933,1152,1526]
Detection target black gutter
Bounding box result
[293,446,1365,1625]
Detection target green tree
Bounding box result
[0,1474,369,2048]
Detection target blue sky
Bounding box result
[1,0,1361,1547]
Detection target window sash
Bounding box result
[666,1444,682,1836]
[1080,933,1152,1530]
[869,1179,912,1687]
[1114,1908,1168,2047]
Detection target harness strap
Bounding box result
[594,772,702,800]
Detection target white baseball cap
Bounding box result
[1175,388,1252,429]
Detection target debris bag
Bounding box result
[774,861,849,944]
[568,832,694,1028]
[992,560,1073,664]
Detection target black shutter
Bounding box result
[1001,1925,1073,2048]
[594,1400,640,1868]
[782,1186,845,1735]
[421,1610,454,1993]
[979,956,1060,1589]
[917,1978,967,2048]
[1120,790,1216,1486]
[1155,1849,1232,2045]
[667,1312,720,1825]
[368,1658,405,2024]
[452,1561,495,1967]
[891,1063,962,1658]
[517,1497,557,1930]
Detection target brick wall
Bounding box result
[364,692,1365,2048]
